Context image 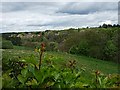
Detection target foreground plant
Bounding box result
[92,70,120,88]
[34,42,45,70]
[39,43,45,70]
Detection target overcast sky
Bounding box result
[0,2,118,33]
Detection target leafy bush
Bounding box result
[61,32,81,52]
[62,28,119,62]
[2,40,13,49]
[69,40,89,55]
[78,41,89,55]
[2,55,25,73]
[11,37,22,46]
[46,42,58,51]
[69,45,78,54]
[103,40,118,61]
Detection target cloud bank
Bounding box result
[0,2,118,33]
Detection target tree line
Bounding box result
[2,24,120,63]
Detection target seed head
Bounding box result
[95,70,100,75]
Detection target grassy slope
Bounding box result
[45,52,118,74]
[2,46,119,75]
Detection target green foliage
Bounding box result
[2,40,13,49]
[104,40,118,61]
[2,50,120,88]
[46,42,58,51]
[78,40,89,55]
[11,37,22,46]
[61,32,81,52]
[63,28,119,62]
[92,72,120,88]
[22,41,41,49]
[2,33,22,46]
[88,46,103,59]
[69,45,78,54]
[13,45,33,50]
[2,71,19,88]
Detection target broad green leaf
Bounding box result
[52,72,60,81]
[28,64,35,74]
[75,72,81,79]
[103,77,108,83]
[20,59,26,62]
[24,55,38,65]
[74,82,83,88]
[21,68,28,77]
[17,74,26,84]
[34,69,43,84]
[82,84,90,88]
[2,73,14,88]
[26,78,38,86]
[98,77,102,87]
[46,81,55,87]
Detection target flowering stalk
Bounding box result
[95,70,100,88]
[39,42,45,70]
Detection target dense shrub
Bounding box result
[2,40,13,49]
[69,40,89,56]
[63,28,119,62]
[11,37,22,46]
[103,40,118,61]
[60,32,81,52]
[2,34,22,46]
[77,40,89,55]
[69,45,78,54]
[46,42,58,51]
[88,46,104,59]
[22,41,41,49]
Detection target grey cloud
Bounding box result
[27,23,51,27]
[1,2,27,12]
[26,10,117,29]
[1,2,66,13]
[118,2,120,15]
[57,2,118,15]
